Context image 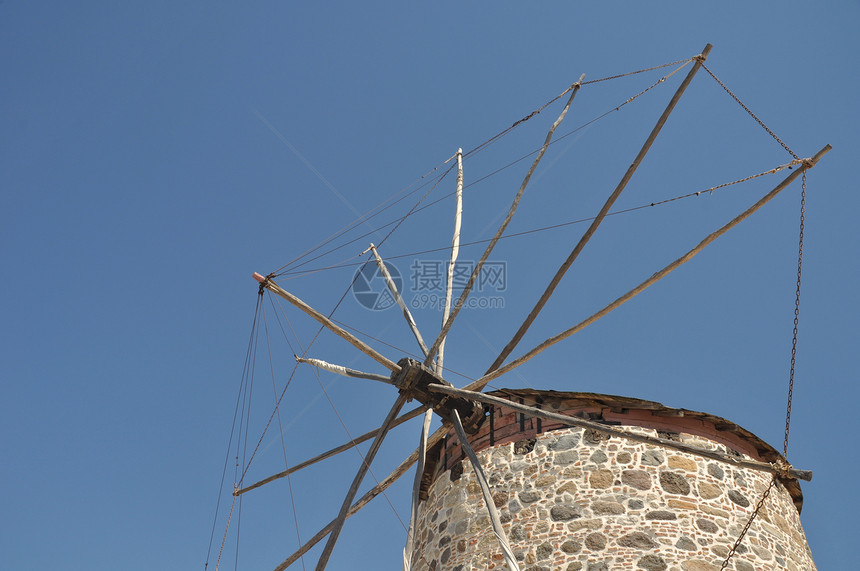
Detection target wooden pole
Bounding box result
[403,409,433,571]
[470,144,832,390]
[451,410,521,571]
[274,424,449,571]
[368,244,430,358]
[296,356,393,384]
[315,393,409,570]
[235,405,428,497]
[486,44,713,375]
[436,148,464,375]
[427,384,812,482]
[424,75,586,367]
[254,273,400,372]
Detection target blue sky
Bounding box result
[2,2,858,570]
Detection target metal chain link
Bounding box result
[582,57,693,85]
[721,158,810,571]
[784,169,807,456]
[700,62,799,160]
[466,57,696,160]
[720,476,778,569]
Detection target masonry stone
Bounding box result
[618,531,658,549]
[728,489,751,507]
[696,518,719,533]
[681,561,719,571]
[585,532,607,550]
[408,393,816,571]
[550,505,580,521]
[592,500,625,515]
[534,474,555,488]
[698,481,722,499]
[589,469,614,489]
[493,491,508,508]
[660,471,692,495]
[561,540,582,554]
[555,450,580,465]
[638,554,668,570]
[548,434,580,451]
[641,450,665,466]
[536,542,553,560]
[645,510,677,521]
[707,463,725,480]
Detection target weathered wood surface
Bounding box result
[254,273,400,372]
[237,405,428,496]
[486,44,712,375]
[471,143,832,390]
[427,384,812,482]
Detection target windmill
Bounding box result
[208,43,828,570]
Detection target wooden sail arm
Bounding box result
[273,423,450,571]
[423,74,587,367]
[367,244,430,358]
[486,43,713,375]
[253,272,400,372]
[235,405,428,497]
[296,356,393,384]
[436,148,464,375]
[403,409,433,571]
[468,144,832,391]
[315,393,409,570]
[450,409,521,571]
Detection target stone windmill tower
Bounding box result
[214,43,828,571]
[407,390,816,570]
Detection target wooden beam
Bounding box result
[273,424,450,571]
[451,409,521,571]
[315,393,409,570]
[254,273,400,372]
[236,405,428,496]
[470,144,832,390]
[403,409,434,571]
[427,383,813,482]
[368,244,430,358]
[436,148,464,375]
[424,74,586,367]
[296,356,393,384]
[486,44,712,375]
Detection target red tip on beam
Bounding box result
[253,272,266,283]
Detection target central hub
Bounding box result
[390,358,484,433]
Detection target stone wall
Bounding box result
[409,424,815,570]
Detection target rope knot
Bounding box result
[693,54,707,63]
[773,457,794,480]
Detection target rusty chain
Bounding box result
[700,62,798,160]
[784,169,807,456]
[719,169,809,569]
[719,476,778,569]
